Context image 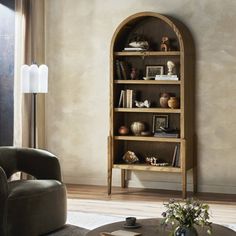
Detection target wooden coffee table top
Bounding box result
[87,218,236,236]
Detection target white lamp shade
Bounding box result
[21,65,30,93]
[29,64,40,93]
[39,64,48,93]
[21,64,48,93]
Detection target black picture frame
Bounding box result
[152,114,169,133]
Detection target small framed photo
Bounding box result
[152,114,169,133]
[146,65,164,79]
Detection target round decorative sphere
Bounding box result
[130,122,145,136]
[160,92,170,108]
[168,97,179,109]
[118,126,129,135]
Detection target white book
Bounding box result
[155,75,179,81]
[124,47,146,51]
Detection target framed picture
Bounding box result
[152,114,169,133]
[146,65,164,79]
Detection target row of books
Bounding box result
[118,89,135,108]
[115,60,130,80]
[172,144,180,167]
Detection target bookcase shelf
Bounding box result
[114,136,181,143]
[113,164,181,173]
[114,108,181,113]
[114,51,181,56]
[108,12,195,199]
[114,80,181,85]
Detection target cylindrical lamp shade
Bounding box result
[21,65,30,93]
[21,64,48,93]
[39,65,48,93]
[29,64,40,93]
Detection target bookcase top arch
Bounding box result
[111,12,186,53]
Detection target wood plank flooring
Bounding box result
[66,184,236,225]
[67,184,236,204]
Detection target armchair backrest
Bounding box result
[0,147,62,181]
[0,147,18,179]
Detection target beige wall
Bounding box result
[45,0,236,194]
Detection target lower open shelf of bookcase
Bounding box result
[113,163,181,172]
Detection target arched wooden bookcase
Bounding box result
[108,12,195,198]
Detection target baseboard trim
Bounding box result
[64,176,236,194]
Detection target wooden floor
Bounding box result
[66,184,236,225]
[67,184,236,204]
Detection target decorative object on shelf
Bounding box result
[143,76,152,80]
[146,65,164,79]
[167,60,175,75]
[130,121,145,136]
[130,67,138,80]
[140,131,151,136]
[123,151,139,164]
[145,157,169,166]
[152,115,169,133]
[127,34,149,50]
[159,92,170,108]
[161,198,212,236]
[168,97,179,109]
[21,63,48,148]
[160,36,170,51]
[118,126,129,135]
[134,100,150,108]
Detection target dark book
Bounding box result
[174,144,180,167]
[119,61,129,80]
[115,60,122,80]
[118,90,124,107]
[172,145,178,167]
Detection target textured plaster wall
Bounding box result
[45,0,236,193]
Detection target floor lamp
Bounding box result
[21,63,48,148]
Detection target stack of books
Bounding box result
[155,75,179,81]
[118,89,135,108]
[154,131,179,138]
[123,47,147,51]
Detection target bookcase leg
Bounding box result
[121,169,126,188]
[181,140,187,199]
[193,165,197,194]
[107,136,112,195]
[108,167,112,195]
[182,170,187,199]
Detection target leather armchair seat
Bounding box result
[0,147,67,236]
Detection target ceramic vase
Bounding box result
[118,126,129,135]
[130,67,138,80]
[159,93,170,108]
[174,226,198,236]
[130,122,145,136]
[168,97,179,109]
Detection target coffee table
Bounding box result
[87,218,236,236]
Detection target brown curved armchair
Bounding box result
[0,147,67,236]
